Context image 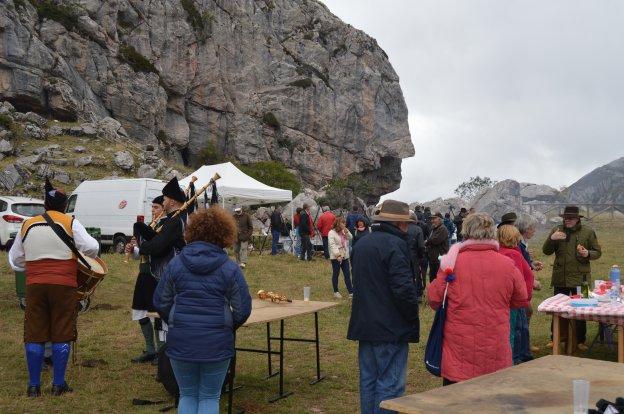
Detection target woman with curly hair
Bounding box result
[154,207,252,414]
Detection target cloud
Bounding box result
[321,0,624,203]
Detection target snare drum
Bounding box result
[76,256,108,301]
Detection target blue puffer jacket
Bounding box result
[153,241,252,363]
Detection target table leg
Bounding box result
[265,322,279,379]
[553,315,561,356]
[269,319,293,403]
[618,326,624,363]
[310,312,325,385]
[567,320,577,355]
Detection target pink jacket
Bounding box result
[499,246,534,302]
[428,240,528,382]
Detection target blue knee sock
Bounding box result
[25,343,45,387]
[51,342,71,386]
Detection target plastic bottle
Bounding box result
[610,265,621,303]
[581,275,590,299]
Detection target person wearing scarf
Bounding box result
[328,217,353,298]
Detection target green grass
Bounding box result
[0,217,622,413]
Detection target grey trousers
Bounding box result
[234,241,249,264]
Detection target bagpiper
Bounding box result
[126,177,186,363]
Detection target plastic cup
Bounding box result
[303,286,311,301]
[573,379,589,414]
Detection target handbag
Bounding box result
[424,273,455,377]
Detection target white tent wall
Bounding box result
[179,162,292,207]
[180,162,295,254]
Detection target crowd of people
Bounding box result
[8,175,603,414]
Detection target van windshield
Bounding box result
[12,203,45,217]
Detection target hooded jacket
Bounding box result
[153,241,252,363]
[542,222,602,287]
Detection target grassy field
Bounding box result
[0,217,622,413]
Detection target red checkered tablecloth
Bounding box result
[538,294,624,326]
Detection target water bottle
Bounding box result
[610,265,621,303]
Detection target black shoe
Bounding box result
[51,382,73,396]
[26,385,41,397]
[131,351,157,363]
[150,356,159,366]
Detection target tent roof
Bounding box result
[179,162,292,206]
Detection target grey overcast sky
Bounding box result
[321,0,624,203]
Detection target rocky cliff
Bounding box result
[564,157,624,204]
[0,0,413,200]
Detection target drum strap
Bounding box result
[42,213,91,270]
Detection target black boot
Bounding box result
[131,351,157,363]
[51,382,73,396]
[26,385,41,397]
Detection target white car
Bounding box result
[0,196,46,250]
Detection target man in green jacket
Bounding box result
[543,205,602,351]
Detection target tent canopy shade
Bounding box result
[179,162,292,207]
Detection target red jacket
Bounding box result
[293,213,300,228]
[499,246,534,302]
[316,211,336,237]
[428,243,527,382]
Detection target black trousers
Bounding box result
[300,234,313,260]
[429,259,440,283]
[551,286,587,343]
[442,378,456,386]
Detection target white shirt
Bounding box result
[8,218,100,272]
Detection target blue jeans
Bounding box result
[513,308,532,364]
[331,259,353,294]
[271,229,281,255]
[294,227,301,256]
[169,358,231,414]
[358,341,408,414]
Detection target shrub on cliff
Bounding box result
[118,45,158,74]
[239,161,301,195]
[30,0,80,32]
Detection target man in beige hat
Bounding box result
[347,200,420,413]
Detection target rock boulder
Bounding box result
[114,151,134,171]
[0,0,413,201]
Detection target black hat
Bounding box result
[44,177,67,211]
[162,177,186,203]
[497,212,517,228]
[152,195,164,205]
[560,205,584,218]
[460,207,468,213]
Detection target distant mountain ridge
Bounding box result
[564,157,624,204]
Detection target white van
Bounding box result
[67,178,165,252]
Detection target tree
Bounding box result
[454,176,497,200]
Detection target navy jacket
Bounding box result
[519,240,533,269]
[153,241,252,363]
[347,222,420,343]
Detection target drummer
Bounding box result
[126,177,186,363]
[8,178,99,397]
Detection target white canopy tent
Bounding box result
[180,162,295,253]
[179,162,292,207]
